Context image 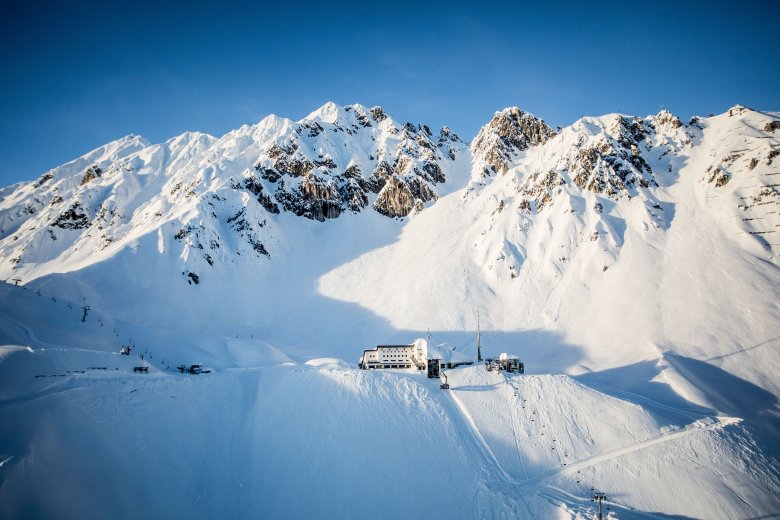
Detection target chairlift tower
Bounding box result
[81,305,90,322]
[592,492,607,520]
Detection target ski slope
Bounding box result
[1,283,779,519]
[0,342,780,518]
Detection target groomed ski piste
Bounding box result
[0,283,778,519]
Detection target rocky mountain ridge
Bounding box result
[470,106,557,176]
[0,103,778,296]
[0,103,467,282]
[254,102,464,220]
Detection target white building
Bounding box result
[359,341,426,370]
[359,338,473,375]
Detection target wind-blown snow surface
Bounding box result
[1,103,779,518]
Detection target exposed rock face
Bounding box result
[242,175,280,214]
[437,126,461,160]
[251,103,463,221]
[518,170,566,212]
[510,110,696,213]
[275,175,344,221]
[80,166,102,185]
[471,107,556,174]
[703,146,765,189]
[370,106,387,122]
[569,117,655,196]
[373,176,436,218]
[33,172,54,188]
[51,203,90,229]
[654,109,683,129]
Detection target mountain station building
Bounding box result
[358,338,473,377]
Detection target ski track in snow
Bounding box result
[442,381,531,518]
[0,312,65,350]
[443,367,748,518]
[522,415,741,491]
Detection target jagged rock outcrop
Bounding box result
[373,176,436,218]
[507,110,696,213]
[569,117,655,196]
[275,176,344,221]
[51,203,90,229]
[250,103,463,221]
[80,166,102,185]
[240,174,280,214]
[654,109,683,129]
[3,102,777,285]
[471,107,556,175]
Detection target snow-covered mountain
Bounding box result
[0,102,465,279]
[1,102,779,519]
[0,102,472,348]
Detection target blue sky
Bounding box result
[1,0,778,186]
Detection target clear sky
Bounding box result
[1,0,778,186]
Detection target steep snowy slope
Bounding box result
[321,106,780,398]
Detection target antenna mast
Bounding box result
[477,310,482,362]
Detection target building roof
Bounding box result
[361,339,474,365]
[413,338,472,364]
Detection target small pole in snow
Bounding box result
[81,305,90,322]
[12,278,21,286]
[477,310,482,362]
[593,493,607,519]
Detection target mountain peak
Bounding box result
[301,102,395,129]
[653,109,683,130]
[115,133,149,146]
[471,106,555,175]
[301,102,364,124]
[303,101,343,124]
